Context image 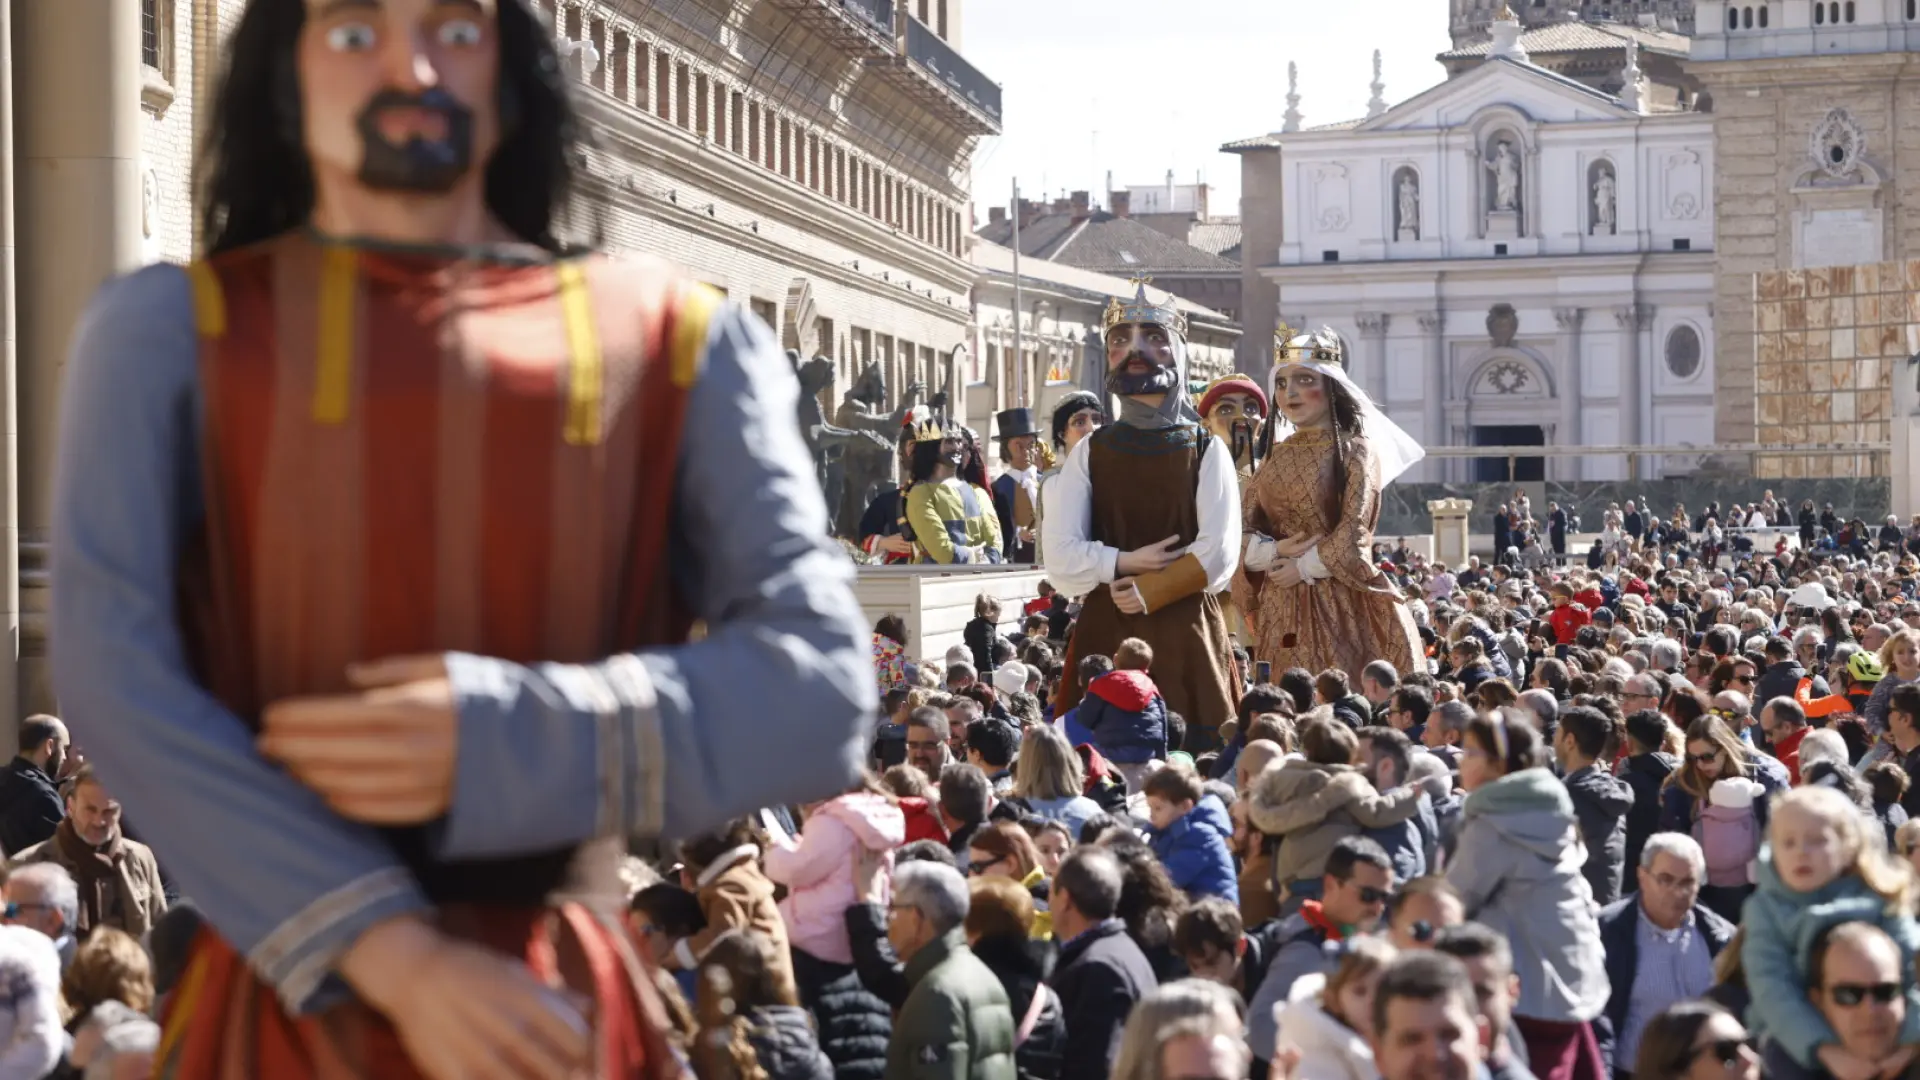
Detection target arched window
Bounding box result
[1815,2,1825,22]
[1846,0,1856,21]
[1909,0,1916,21]
[1743,6,1754,29]
[1728,6,1739,28]
[1759,5,1769,26]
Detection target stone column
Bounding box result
[1429,498,1473,570]
[1616,303,1653,479]
[15,0,142,717]
[1355,311,1390,406]
[1554,307,1585,483]
[1418,311,1445,482]
[0,0,19,733]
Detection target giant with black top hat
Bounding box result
[994,407,1040,443]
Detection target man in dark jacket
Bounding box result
[1619,708,1677,880]
[1359,728,1435,882]
[885,861,1017,1080]
[1593,834,1736,1075]
[1754,637,1826,723]
[1555,706,1633,906]
[0,715,67,857]
[1048,848,1156,1080]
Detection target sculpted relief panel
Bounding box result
[1311,163,1352,233]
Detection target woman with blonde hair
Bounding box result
[62,926,153,1020]
[1110,979,1247,1080]
[1273,935,1396,1080]
[1011,725,1101,839]
[1865,626,1920,730]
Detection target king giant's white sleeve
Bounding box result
[1040,436,1118,597]
[1193,434,1242,593]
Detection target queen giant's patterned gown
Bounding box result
[1233,425,1420,680]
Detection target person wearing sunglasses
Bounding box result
[1753,921,1916,1080]
[1446,709,1609,1080]
[1630,1000,1758,1080]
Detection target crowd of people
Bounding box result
[820,486,1920,1080]
[1485,489,1920,573]
[4,468,1915,1080]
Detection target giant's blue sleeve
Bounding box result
[438,301,872,855]
[50,264,429,1015]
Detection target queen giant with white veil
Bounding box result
[1232,327,1425,681]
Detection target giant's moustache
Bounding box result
[1230,421,1256,463]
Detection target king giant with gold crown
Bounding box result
[1042,279,1240,753]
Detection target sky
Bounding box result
[961,0,1455,222]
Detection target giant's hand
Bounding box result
[342,916,591,1080]
[1270,561,1305,589]
[1117,535,1184,577]
[259,655,456,825]
[1274,533,1324,560]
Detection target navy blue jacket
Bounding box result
[1593,896,1736,1074]
[0,757,61,857]
[1078,670,1167,765]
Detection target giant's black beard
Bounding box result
[356,88,475,194]
[1230,421,1256,466]
[1106,351,1180,398]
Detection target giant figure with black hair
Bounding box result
[1234,327,1425,681]
[48,0,872,1076]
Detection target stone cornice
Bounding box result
[581,93,976,296]
[1261,250,1715,283]
[1686,51,1920,83]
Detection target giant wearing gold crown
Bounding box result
[1232,327,1426,681]
[1042,280,1239,748]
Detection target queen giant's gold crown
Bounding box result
[1274,324,1346,368]
[1103,277,1188,340]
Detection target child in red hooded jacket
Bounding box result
[1079,637,1169,791]
[1548,581,1592,646]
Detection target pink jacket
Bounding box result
[764,793,905,965]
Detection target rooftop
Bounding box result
[1438,20,1691,59]
[977,212,1240,273]
[971,241,1237,329]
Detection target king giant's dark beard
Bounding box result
[1106,351,1181,398]
[356,88,475,194]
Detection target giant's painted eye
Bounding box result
[325,21,378,52]
[438,18,483,46]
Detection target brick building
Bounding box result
[1689,0,1920,458]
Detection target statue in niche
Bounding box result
[1484,140,1520,212]
[1592,168,1617,236]
[1396,172,1419,241]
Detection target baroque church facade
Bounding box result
[1228,18,1716,483]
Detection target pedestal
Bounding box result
[1486,210,1520,241]
[1397,226,1418,243]
[1895,391,1920,524]
[1429,498,1474,571]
